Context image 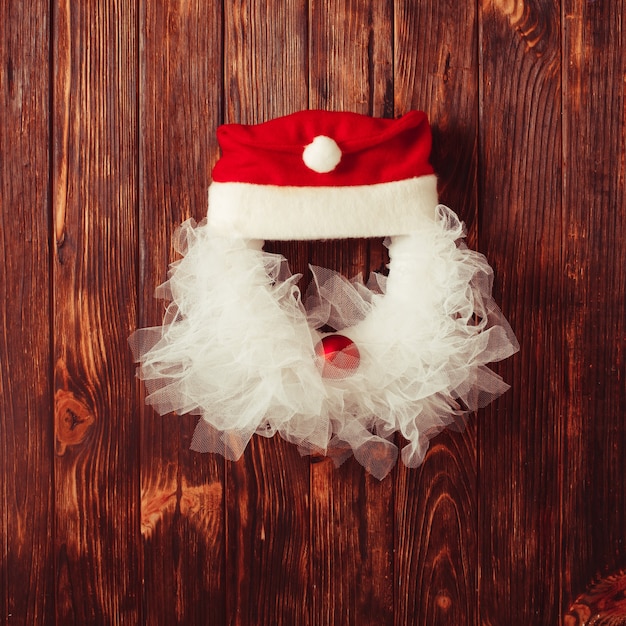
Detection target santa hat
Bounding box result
[207,110,439,240]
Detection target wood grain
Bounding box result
[2,1,626,623]
[479,0,563,622]
[139,0,226,623]
[393,1,480,623]
[308,2,395,625]
[52,1,141,622]
[0,3,54,625]
[223,2,312,625]
[395,0,480,232]
[309,0,394,116]
[561,0,626,610]
[566,570,626,626]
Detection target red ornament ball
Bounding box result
[315,334,360,379]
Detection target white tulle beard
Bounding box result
[130,205,519,480]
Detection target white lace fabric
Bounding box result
[130,205,519,480]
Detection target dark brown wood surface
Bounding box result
[52,2,141,622]
[479,1,564,623]
[1,2,54,624]
[139,1,225,625]
[2,1,625,625]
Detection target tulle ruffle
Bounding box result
[130,205,519,479]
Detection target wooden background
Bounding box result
[1,0,625,624]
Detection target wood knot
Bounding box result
[435,591,452,611]
[566,570,626,625]
[491,0,524,25]
[55,389,94,455]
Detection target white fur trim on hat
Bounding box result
[207,174,439,240]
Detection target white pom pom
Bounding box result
[302,135,342,173]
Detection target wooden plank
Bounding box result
[561,0,626,609]
[138,1,226,623]
[52,1,141,622]
[223,2,312,625]
[309,0,394,115]
[310,467,394,625]
[393,2,479,623]
[395,0,479,238]
[478,0,563,622]
[224,0,309,123]
[0,3,54,625]
[308,2,395,625]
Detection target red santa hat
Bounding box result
[207,109,439,240]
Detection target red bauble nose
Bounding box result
[315,334,360,379]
